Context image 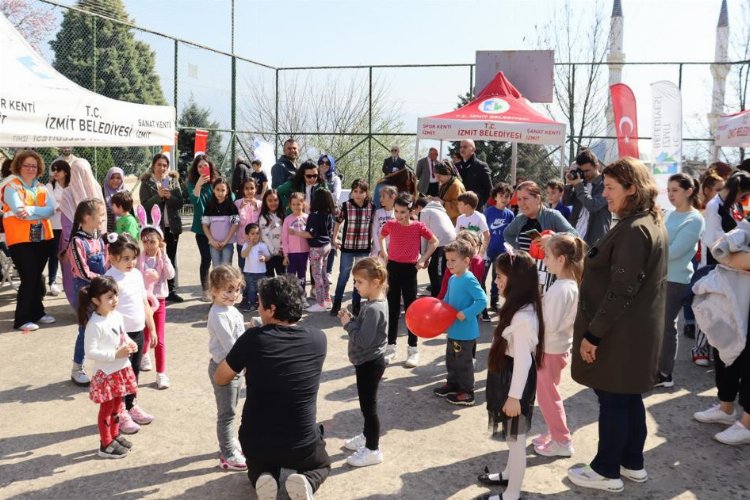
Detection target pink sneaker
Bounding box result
[118,409,141,435]
[219,451,247,471]
[129,405,154,425]
[532,433,551,448]
[324,298,333,309]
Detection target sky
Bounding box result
[43,0,748,161]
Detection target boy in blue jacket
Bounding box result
[433,239,488,406]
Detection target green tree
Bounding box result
[447,93,559,186]
[49,0,166,173]
[177,97,223,177]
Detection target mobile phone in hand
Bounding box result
[161,177,170,189]
[199,165,210,178]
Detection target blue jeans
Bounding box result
[590,390,646,479]
[210,244,234,268]
[243,272,265,306]
[484,250,502,303]
[236,243,246,271]
[333,251,368,308]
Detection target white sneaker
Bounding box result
[255,472,278,500]
[404,346,419,368]
[200,291,212,302]
[285,473,314,500]
[344,433,366,451]
[49,283,62,296]
[620,465,648,482]
[694,404,737,425]
[140,353,153,371]
[156,372,170,390]
[38,315,56,324]
[384,344,397,365]
[19,322,39,332]
[306,303,328,312]
[534,439,574,457]
[347,447,383,467]
[714,421,750,445]
[70,363,90,386]
[567,465,624,492]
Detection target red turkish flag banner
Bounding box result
[194,129,209,157]
[610,83,640,158]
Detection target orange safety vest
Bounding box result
[1,177,54,246]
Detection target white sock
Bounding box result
[503,434,526,500]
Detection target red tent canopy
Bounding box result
[417,71,565,145]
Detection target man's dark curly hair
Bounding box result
[257,274,306,323]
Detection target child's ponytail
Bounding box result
[77,276,119,326]
[544,233,588,284]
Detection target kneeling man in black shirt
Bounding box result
[214,274,329,500]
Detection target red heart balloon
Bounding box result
[405,297,458,339]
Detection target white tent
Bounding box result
[416,72,566,183]
[0,12,175,148]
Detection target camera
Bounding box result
[568,167,584,181]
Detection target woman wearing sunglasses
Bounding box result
[277,160,329,215]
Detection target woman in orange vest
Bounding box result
[2,150,56,331]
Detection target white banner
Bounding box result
[716,110,750,147]
[651,81,682,175]
[0,12,175,147]
[417,117,565,145]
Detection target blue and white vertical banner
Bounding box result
[651,81,683,208]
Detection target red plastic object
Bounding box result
[405,297,458,338]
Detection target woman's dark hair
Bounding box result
[1,158,12,178]
[187,154,218,183]
[151,153,170,171]
[668,173,700,209]
[260,188,285,224]
[109,233,141,257]
[290,160,321,189]
[50,159,71,187]
[206,177,234,214]
[602,157,661,222]
[720,171,750,216]
[257,274,306,323]
[393,192,414,210]
[310,188,335,214]
[78,276,119,326]
[488,251,545,373]
[381,168,418,199]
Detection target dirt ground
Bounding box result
[0,234,748,499]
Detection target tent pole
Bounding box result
[415,138,420,171]
[560,141,565,178]
[511,141,518,186]
[439,140,443,159]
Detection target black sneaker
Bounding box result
[654,372,674,388]
[114,434,133,449]
[481,310,491,322]
[490,298,498,310]
[683,324,696,339]
[447,392,475,406]
[433,384,457,398]
[98,440,128,459]
[330,301,341,316]
[166,292,184,303]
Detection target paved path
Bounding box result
[0,236,746,499]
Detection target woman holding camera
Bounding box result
[567,157,667,493]
[140,153,185,302]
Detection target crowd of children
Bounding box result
[28,151,750,500]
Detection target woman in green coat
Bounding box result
[567,157,668,493]
[276,160,328,214]
[186,154,220,300]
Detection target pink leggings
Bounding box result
[143,298,167,373]
[536,352,571,443]
[98,396,122,446]
[309,245,331,306]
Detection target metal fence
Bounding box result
[7,0,750,186]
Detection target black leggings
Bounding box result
[715,345,750,413]
[386,260,418,347]
[356,357,386,450]
[164,227,180,292]
[195,233,211,291]
[124,329,144,410]
[265,254,286,277]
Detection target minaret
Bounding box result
[709,0,729,161]
[605,0,625,162]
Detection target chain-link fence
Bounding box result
[4,0,750,188]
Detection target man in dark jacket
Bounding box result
[382,146,406,175]
[563,148,611,246]
[271,139,299,188]
[456,140,492,210]
[231,158,253,199]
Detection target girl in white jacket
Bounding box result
[533,234,585,458]
[81,276,138,459]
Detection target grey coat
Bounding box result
[139,171,184,235]
[503,206,577,249]
[571,210,668,394]
[562,174,612,246]
[416,156,438,195]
